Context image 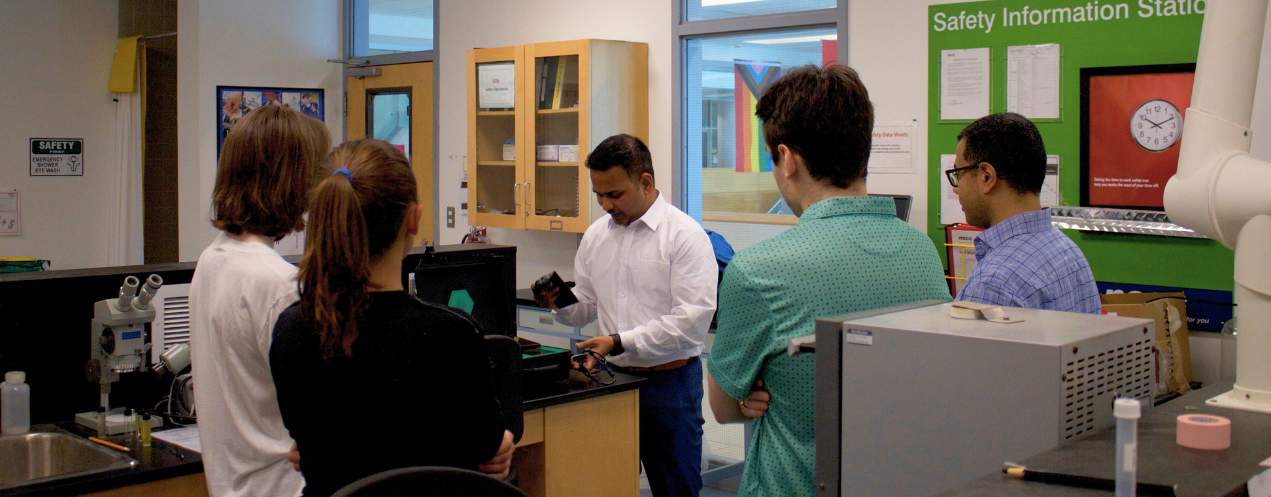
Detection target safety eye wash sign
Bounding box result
[30,138,84,176]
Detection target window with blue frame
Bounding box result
[686,0,837,22]
[682,27,837,220]
[350,0,435,57]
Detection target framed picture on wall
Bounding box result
[1080,64,1195,210]
[217,86,324,156]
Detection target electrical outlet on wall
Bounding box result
[446,206,455,228]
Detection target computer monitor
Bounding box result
[869,194,912,221]
[771,194,912,221]
[404,244,517,337]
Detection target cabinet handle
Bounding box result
[513,182,522,215]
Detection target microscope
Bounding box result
[74,274,171,434]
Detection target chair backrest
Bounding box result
[330,466,528,497]
[484,334,524,442]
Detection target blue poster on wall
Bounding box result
[216,86,324,156]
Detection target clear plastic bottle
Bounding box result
[123,407,135,443]
[1,371,31,435]
[1114,398,1141,497]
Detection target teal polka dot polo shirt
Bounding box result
[708,195,950,497]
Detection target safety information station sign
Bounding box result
[30,138,84,176]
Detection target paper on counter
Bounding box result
[940,48,990,121]
[153,426,201,453]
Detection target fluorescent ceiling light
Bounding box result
[701,0,762,6]
[746,34,837,45]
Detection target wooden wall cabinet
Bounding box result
[467,39,648,233]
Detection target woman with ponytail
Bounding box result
[269,139,513,497]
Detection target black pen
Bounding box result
[1004,465,1177,497]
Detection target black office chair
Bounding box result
[484,334,524,443]
[330,466,528,497]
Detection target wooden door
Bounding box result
[346,62,435,247]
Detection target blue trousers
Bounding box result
[637,357,705,497]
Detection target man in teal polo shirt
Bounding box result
[707,65,950,497]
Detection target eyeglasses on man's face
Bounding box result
[944,163,980,187]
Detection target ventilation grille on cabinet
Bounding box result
[1061,337,1154,440]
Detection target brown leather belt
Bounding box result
[612,357,696,374]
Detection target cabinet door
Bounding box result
[469,46,526,229]
[524,41,590,233]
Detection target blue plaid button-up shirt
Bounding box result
[957,209,1101,314]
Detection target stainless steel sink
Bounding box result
[0,429,137,490]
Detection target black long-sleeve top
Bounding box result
[270,291,504,497]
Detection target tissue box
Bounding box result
[536,145,559,162]
[502,140,515,161]
[558,144,579,162]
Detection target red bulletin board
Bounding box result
[1081,64,1195,210]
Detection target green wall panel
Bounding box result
[926,0,1233,292]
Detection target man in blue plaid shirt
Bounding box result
[948,113,1101,314]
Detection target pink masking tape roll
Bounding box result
[1177,414,1232,450]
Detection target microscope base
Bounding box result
[74,408,164,436]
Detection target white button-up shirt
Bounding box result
[556,193,718,367]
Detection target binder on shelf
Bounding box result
[538,57,559,110]
[552,57,567,109]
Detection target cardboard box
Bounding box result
[1101,291,1193,398]
[536,145,559,162]
[558,144,579,162]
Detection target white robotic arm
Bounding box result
[1163,0,1271,413]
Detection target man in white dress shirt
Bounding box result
[536,134,717,497]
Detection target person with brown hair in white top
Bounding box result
[189,105,330,497]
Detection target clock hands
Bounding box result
[1143,116,1176,130]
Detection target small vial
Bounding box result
[139,413,152,447]
[1114,398,1141,497]
[123,408,136,444]
[123,407,133,430]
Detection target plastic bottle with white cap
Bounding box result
[1114,398,1141,497]
[1,371,31,435]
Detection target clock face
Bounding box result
[1131,99,1182,152]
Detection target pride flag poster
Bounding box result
[734,61,782,172]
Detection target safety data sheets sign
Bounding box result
[869,124,915,174]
